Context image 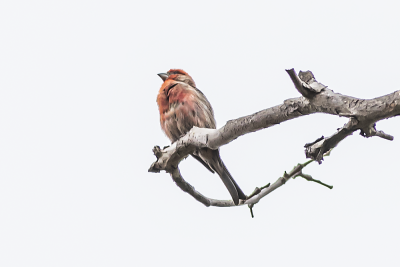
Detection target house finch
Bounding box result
[156,69,246,205]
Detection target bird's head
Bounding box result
[157,69,196,87]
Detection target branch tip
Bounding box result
[148,163,160,173]
[360,127,394,141]
[286,69,313,97]
[249,203,255,218]
[299,173,333,189]
[376,130,394,141]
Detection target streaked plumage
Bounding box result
[156,69,246,205]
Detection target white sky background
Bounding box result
[1,0,399,266]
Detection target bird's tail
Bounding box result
[211,150,247,205]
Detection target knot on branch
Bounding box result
[148,146,163,173]
[298,71,327,93]
[304,136,326,164]
[148,128,217,174]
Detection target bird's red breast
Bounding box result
[155,69,246,205]
[156,69,215,142]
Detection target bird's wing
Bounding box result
[162,82,216,141]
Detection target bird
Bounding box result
[156,69,247,205]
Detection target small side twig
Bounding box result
[247,183,270,218]
[246,150,333,218]
[295,173,333,189]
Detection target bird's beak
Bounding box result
[157,73,168,81]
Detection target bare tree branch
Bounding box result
[149,68,400,208]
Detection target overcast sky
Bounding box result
[1,1,400,266]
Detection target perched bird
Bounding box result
[156,69,246,205]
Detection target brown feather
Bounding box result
[156,70,246,204]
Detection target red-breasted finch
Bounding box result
[156,69,246,205]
